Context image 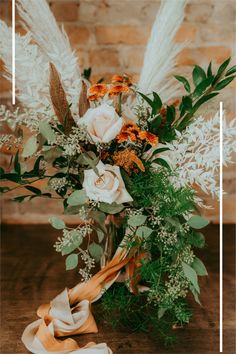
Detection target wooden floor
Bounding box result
[1,224,235,354]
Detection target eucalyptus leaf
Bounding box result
[97,230,105,243]
[70,230,83,248]
[89,210,106,232]
[43,147,62,163]
[192,257,208,276]
[22,136,38,158]
[158,307,167,319]
[128,214,147,227]
[190,284,201,305]
[65,253,78,270]
[188,232,205,248]
[67,190,88,206]
[182,262,200,293]
[49,216,65,230]
[62,243,78,256]
[187,215,209,229]
[88,242,103,262]
[39,121,56,143]
[136,226,153,238]
[99,202,124,214]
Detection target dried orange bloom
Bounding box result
[113,149,145,174]
[88,84,108,99]
[139,131,158,146]
[87,94,99,101]
[170,98,180,107]
[112,74,132,86]
[160,106,167,116]
[111,75,124,83]
[100,151,109,161]
[108,83,129,97]
[116,122,140,143]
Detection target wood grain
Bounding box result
[0,224,235,354]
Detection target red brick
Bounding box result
[95,25,150,45]
[175,24,197,43]
[65,25,90,47]
[89,48,120,68]
[177,47,231,66]
[50,1,79,22]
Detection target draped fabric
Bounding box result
[22,246,136,354]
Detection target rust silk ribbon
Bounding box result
[22,248,130,354]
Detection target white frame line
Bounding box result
[12,0,16,105]
[9,0,225,350]
[219,101,223,352]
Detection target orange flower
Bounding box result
[112,74,132,86]
[108,83,129,97]
[88,84,108,100]
[113,149,145,174]
[160,106,167,116]
[111,75,124,83]
[87,94,99,101]
[116,122,140,143]
[139,131,158,146]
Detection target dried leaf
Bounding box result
[79,80,90,117]
[49,63,74,134]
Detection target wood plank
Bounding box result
[0,224,235,354]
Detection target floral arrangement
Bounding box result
[0,0,236,353]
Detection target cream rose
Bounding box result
[83,161,133,204]
[79,104,123,143]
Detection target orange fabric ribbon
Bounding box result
[22,247,131,354]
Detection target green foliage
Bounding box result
[138,91,162,116]
[49,216,65,230]
[174,75,191,93]
[182,262,200,294]
[22,136,38,158]
[129,167,194,216]
[82,67,92,81]
[39,121,56,143]
[187,215,209,229]
[67,190,88,206]
[88,242,103,262]
[192,257,208,276]
[99,202,125,214]
[175,57,236,131]
[128,214,147,227]
[101,283,192,346]
[65,253,78,270]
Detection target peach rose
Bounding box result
[79,104,123,144]
[83,161,133,204]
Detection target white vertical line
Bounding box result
[12,0,16,105]
[219,101,223,352]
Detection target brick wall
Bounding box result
[0,0,236,223]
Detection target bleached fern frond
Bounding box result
[138,0,187,102]
[0,21,52,111]
[17,0,81,115]
[165,112,236,200]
